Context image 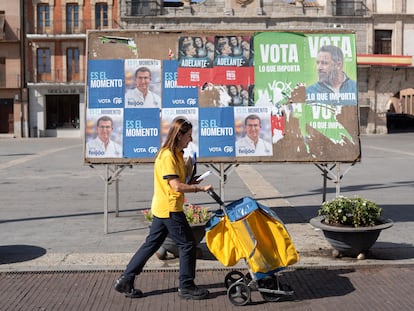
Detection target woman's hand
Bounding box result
[188,183,213,193]
[188,176,201,185]
[198,184,213,192]
[168,177,213,193]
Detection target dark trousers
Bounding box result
[123,212,196,288]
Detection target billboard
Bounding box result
[85,30,360,164]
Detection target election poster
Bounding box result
[85,108,123,158]
[234,106,272,157]
[161,108,199,158]
[124,59,162,108]
[198,107,235,157]
[213,35,254,85]
[123,108,160,158]
[254,32,305,107]
[85,30,360,164]
[301,33,358,149]
[177,35,254,87]
[177,36,214,86]
[304,33,358,106]
[88,59,125,108]
[253,32,304,145]
[253,32,359,159]
[162,60,198,108]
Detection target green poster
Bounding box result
[253,32,357,154]
[254,32,305,106]
[304,33,357,106]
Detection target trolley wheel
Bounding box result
[224,271,245,289]
[227,282,251,306]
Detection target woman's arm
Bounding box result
[168,177,212,193]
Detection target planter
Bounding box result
[156,223,206,259]
[310,216,393,259]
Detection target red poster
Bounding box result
[177,36,215,86]
[212,66,254,85]
[177,67,214,87]
[177,35,254,87]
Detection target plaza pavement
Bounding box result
[0,133,413,309]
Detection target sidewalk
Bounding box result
[0,134,413,309]
[0,134,413,271]
[1,266,413,310]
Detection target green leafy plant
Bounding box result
[141,203,211,225]
[318,196,382,227]
[142,209,154,222]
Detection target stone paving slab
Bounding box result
[1,266,413,310]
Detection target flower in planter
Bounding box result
[184,203,211,224]
[141,203,211,225]
[318,196,382,227]
[141,209,154,222]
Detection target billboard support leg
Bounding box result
[336,163,341,197]
[104,165,109,234]
[204,163,239,204]
[322,166,328,202]
[90,164,132,234]
[220,163,225,201]
[315,161,357,203]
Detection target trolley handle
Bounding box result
[207,189,225,206]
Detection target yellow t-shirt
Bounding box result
[151,147,186,218]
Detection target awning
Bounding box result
[284,0,321,6]
[357,54,413,67]
[163,0,206,6]
[163,0,184,7]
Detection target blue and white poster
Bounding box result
[234,106,273,157]
[85,108,123,158]
[123,108,160,158]
[162,60,198,108]
[161,107,199,158]
[198,107,235,157]
[124,59,162,109]
[87,59,125,108]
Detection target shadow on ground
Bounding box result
[370,242,414,260]
[0,245,46,264]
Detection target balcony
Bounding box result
[26,19,112,36]
[0,73,21,89]
[331,1,367,16]
[27,69,85,84]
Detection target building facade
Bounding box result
[3,0,412,137]
[0,1,27,138]
[118,0,414,135]
[25,0,119,137]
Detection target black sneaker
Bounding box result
[114,275,143,298]
[178,285,209,300]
